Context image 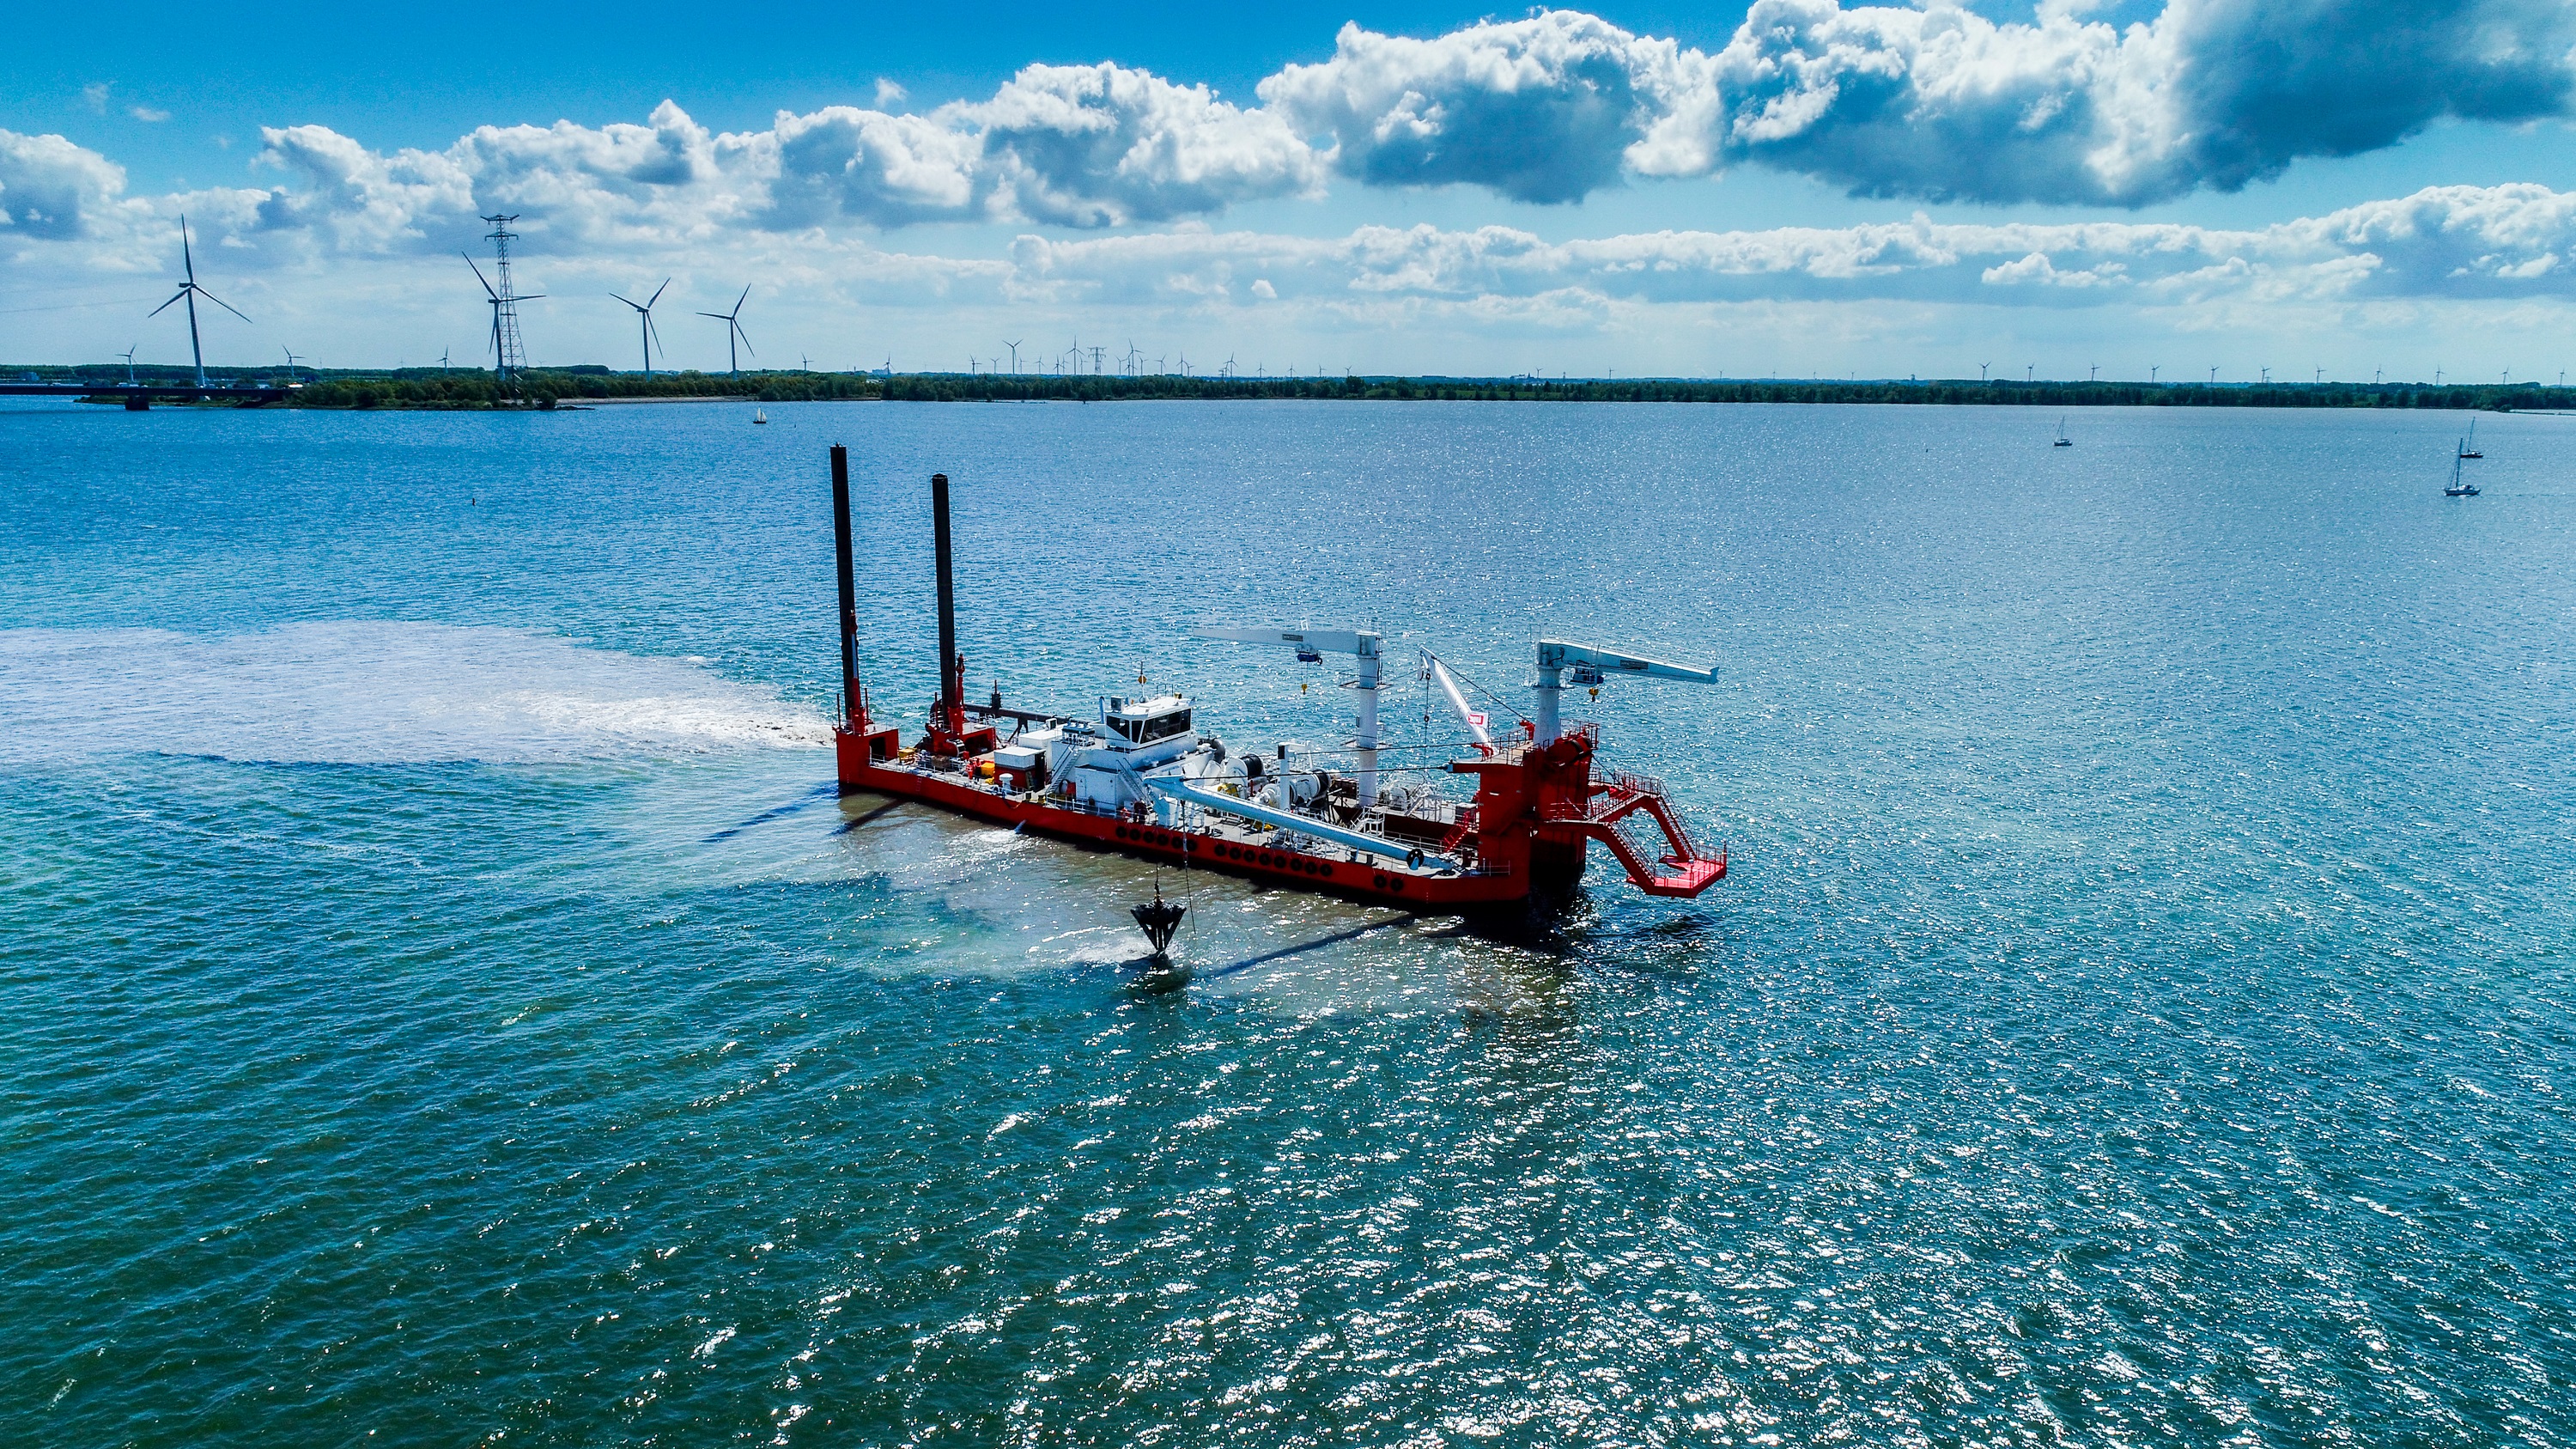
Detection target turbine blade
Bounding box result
[733,283,750,314]
[696,312,728,320]
[198,287,251,323]
[149,289,187,317]
[735,323,753,357]
[612,294,639,310]
[180,216,196,282]
[465,254,499,299]
[647,278,670,307]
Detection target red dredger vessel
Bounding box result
[826,447,1726,910]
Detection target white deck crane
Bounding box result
[1533,638,1715,744]
[1194,624,1383,807]
[1425,654,1492,748]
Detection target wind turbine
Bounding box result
[465,254,544,379]
[611,279,671,377]
[119,345,137,387]
[1004,339,1022,374]
[149,216,248,389]
[280,345,303,382]
[696,285,753,376]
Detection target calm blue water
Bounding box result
[3,397,2572,1446]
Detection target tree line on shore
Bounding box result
[15,362,2561,411]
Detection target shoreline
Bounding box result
[9,370,2561,413]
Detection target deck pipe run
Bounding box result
[1145,775,1461,873]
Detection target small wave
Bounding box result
[0,622,831,767]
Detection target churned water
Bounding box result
[3,397,2571,1446]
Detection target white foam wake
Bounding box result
[0,622,833,767]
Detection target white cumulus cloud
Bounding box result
[1003,185,2576,309]
[1265,1,2576,206]
[10,3,2576,261]
[0,128,137,240]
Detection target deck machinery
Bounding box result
[828,447,1727,908]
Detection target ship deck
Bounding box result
[838,740,1525,908]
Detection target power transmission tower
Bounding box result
[480,214,532,381]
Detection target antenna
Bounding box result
[149,216,250,390]
[695,284,754,377]
[611,278,671,377]
[469,214,538,385]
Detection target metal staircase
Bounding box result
[1543,773,1727,897]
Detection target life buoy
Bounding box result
[1406,849,1425,871]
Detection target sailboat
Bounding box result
[2444,454,2480,496]
[752,408,769,425]
[2458,417,2482,459]
[2053,416,2073,447]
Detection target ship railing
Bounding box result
[1609,769,1666,800]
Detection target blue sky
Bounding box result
[9,2,2576,379]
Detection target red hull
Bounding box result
[835,721,1723,910]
